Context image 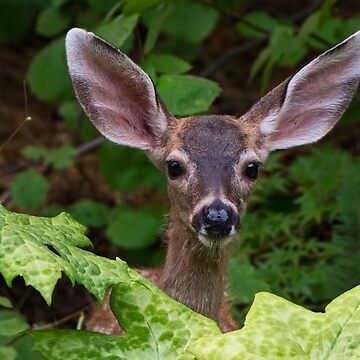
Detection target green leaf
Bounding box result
[0,310,28,337]
[95,13,139,48]
[142,54,192,75]
[87,0,119,13]
[99,142,166,192]
[22,143,76,170]
[0,205,91,304]
[0,346,17,360]
[0,296,12,309]
[35,6,71,37]
[106,205,165,249]
[228,259,270,304]
[236,11,279,39]
[10,169,48,211]
[0,205,220,358]
[58,100,98,140]
[161,3,218,43]
[69,199,111,228]
[123,0,162,14]
[27,37,72,102]
[157,75,221,116]
[188,285,360,359]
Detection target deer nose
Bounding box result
[201,202,238,238]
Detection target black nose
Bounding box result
[202,203,235,238]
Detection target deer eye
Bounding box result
[244,161,261,180]
[167,160,184,178]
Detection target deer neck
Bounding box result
[161,213,232,323]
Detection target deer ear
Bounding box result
[66,28,169,150]
[255,30,360,151]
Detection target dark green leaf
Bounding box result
[106,205,165,249]
[0,297,11,309]
[99,142,166,192]
[69,200,111,228]
[27,37,72,102]
[0,311,28,337]
[236,11,279,39]
[157,75,221,116]
[142,53,191,74]
[10,169,48,211]
[95,13,139,48]
[0,347,16,360]
[161,3,218,43]
[35,6,71,37]
[123,0,162,15]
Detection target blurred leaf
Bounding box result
[0,347,16,360]
[236,11,279,39]
[11,334,45,360]
[0,0,47,43]
[157,75,221,116]
[161,3,218,43]
[106,205,165,249]
[58,100,98,140]
[35,6,71,37]
[95,13,138,48]
[99,142,166,192]
[297,12,320,42]
[27,37,72,102]
[0,311,28,337]
[42,204,65,217]
[69,199,111,228]
[142,53,191,75]
[10,169,48,211]
[22,143,75,170]
[318,0,336,28]
[123,0,161,14]
[0,297,11,309]
[87,0,120,12]
[228,259,270,303]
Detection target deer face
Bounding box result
[159,115,265,245]
[66,28,360,248]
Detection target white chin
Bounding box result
[198,234,236,249]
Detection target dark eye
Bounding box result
[245,161,261,180]
[167,160,184,178]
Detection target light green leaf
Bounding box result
[188,285,360,359]
[22,143,76,170]
[10,169,48,211]
[0,346,17,360]
[35,6,71,37]
[161,3,218,43]
[0,296,12,309]
[157,75,221,116]
[0,205,220,359]
[69,199,111,228]
[0,205,90,304]
[27,37,72,102]
[106,205,165,249]
[95,13,139,48]
[142,54,192,75]
[0,310,28,337]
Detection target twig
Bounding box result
[32,304,92,331]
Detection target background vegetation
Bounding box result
[0,0,359,357]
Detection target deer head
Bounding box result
[66,29,360,323]
[66,28,360,249]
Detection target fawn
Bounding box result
[66,28,360,334]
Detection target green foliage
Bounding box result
[1,205,360,359]
[10,169,48,211]
[99,142,166,192]
[106,204,166,249]
[35,6,71,37]
[22,143,76,170]
[157,75,221,116]
[69,199,111,229]
[230,148,360,323]
[27,36,72,102]
[188,286,360,359]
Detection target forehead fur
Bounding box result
[165,115,264,159]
